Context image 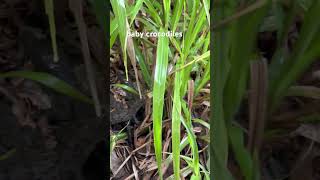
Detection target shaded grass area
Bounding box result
[212,0,320,179]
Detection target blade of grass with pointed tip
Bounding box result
[128,0,145,25]
[111,0,129,80]
[171,0,183,32]
[144,0,163,26]
[110,18,118,47]
[203,0,210,25]
[152,27,169,180]
[0,71,93,104]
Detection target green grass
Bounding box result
[212,0,320,179]
[111,0,210,179]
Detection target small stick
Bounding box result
[69,0,101,116]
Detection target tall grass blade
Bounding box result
[172,57,182,180]
[153,28,169,179]
[211,1,232,177]
[111,0,129,80]
[181,102,200,177]
[0,71,93,104]
[171,0,183,32]
[134,40,152,88]
[129,0,145,25]
[223,1,269,121]
[163,0,171,27]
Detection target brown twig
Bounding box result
[68,0,101,117]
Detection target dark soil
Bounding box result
[0,0,108,179]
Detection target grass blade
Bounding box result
[172,56,182,180]
[268,1,320,110]
[163,0,171,27]
[0,71,93,104]
[111,0,129,80]
[153,27,169,179]
[171,0,183,32]
[134,40,152,88]
[112,83,139,96]
[129,0,145,25]
[44,0,59,62]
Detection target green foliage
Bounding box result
[212,0,320,179]
[0,71,93,104]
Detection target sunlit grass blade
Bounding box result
[163,0,171,27]
[44,0,59,62]
[202,0,210,25]
[144,0,163,26]
[174,51,210,73]
[0,71,93,104]
[111,0,129,80]
[128,0,144,25]
[172,57,182,180]
[171,0,183,32]
[192,118,210,129]
[153,28,169,179]
[110,18,118,47]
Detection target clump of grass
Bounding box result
[111,0,210,179]
[212,0,320,179]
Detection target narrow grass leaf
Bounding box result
[144,0,163,26]
[229,125,254,180]
[0,71,93,104]
[152,27,169,179]
[171,0,183,32]
[111,0,129,80]
[163,0,171,27]
[113,83,139,96]
[172,56,182,180]
[128,0,144,25]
